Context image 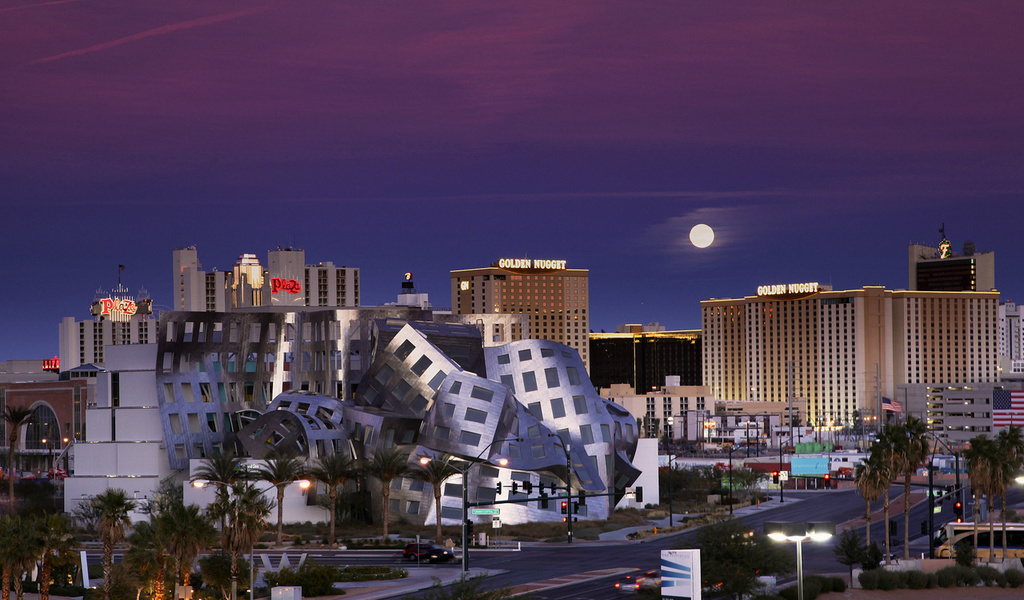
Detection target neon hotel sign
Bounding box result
[498,258,568,270]
[757,282,820,297]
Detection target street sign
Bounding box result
[779,471,789,481]
[472,508,500,515]
[492,516,502,529]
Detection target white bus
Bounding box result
[935,521,1024,559]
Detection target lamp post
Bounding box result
[766,522,835,600]
[727,445,735,516]
[665,416,674,528]
[192,476,310,600]
[459,437,521,573]
[926,435,961,558]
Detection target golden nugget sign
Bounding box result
[498,258,567,270]
[757,282,820,297]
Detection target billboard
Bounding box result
[662,549,701,599]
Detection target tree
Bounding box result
[891,417,929,559]
[689,520,793,600]
[854,454,885,548]
[833,528,867,581]
[125,519,172,600]
[0,516,41,600]
[208,482,272,600]
[164,503,215,588]
[93,489,137,600]
[36,514,75,600]
[2,407,33,514]
[309,452,355,548]
[411,453,461,543]
[364,447,412,543]
[868,427,898,563]
[254,453,308,547]
[964,434,997,560]
[995,426,1024,560]
[192,451,245,530]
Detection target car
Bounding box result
[613,570,659,594]
[402,543,455,563]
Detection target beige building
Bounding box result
[702,283,999,429]
[451,258,589,368]
[173,246,359,312]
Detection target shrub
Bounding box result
[876,569,901,591]
[338,566,407,582]
[936,564,978,587]
[936,566,957,587]
[804,575,833,593]
[1006,569,1024,588]
[262,560,344,597]
[861,542,883,570]
[954,538,976,567]
[906,570,929,589]
[859,569,880,590]
[976,564,1002,586]
[830,576,846,592]
[780,578,822,600]
[927,573,938,588]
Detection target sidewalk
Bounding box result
[598,495,807,541]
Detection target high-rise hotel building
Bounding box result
[451,258,590,369]
[173,246,359,312]
[702,282,999,427]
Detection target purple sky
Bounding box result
[2,1,1023,362]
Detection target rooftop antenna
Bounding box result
[118,264,125,286]
[938,223,946,242]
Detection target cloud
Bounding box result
[29,6,270,65]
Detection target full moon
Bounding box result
[689,223,715,248]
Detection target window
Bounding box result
[395,340,415,360]
[497,354,510,365]
[428,371,446,391]
[465,408,488,424]
[460,430,481,446]
[518,349,532,361]
[471,386,494,402]
[573,395,588,415]
[550,398,566,418]
[500,375,515,392]
[580,424,594,444]
[375,364,395,385]
[433,425,450,440]
[528,402,543,420]
[411,355,432,376]
[566,366,581,386]
[523,371,538,392]
[449,381,462,395]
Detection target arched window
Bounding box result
[24,405,58,450]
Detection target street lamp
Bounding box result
[458,437,522,573]
[192,476,310,600]
[665,416,675,528]
[766,521,835,600]
[926,435,961,558]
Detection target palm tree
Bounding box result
[891,417,930,559]
[995,426,1024,560]
[411,453,462,543]
[309,452,355,548]
[871,426,899,563]
[92,489,137,600]
[36,514,74,600]
[0,516,40,600]
[192,451,245,530]
[2,407,33,514]
[209,482,272,600]
[964,434,997,560]
[254,453,307,547]
[854,453,886,548]
[164,503,215,588]
[364,447,412,543]
[126,519,172,600]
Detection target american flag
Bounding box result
[882,397,903,413]
[993,390,1024,427]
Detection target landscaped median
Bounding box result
[260,561,408,597]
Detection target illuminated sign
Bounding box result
[497,258,567,270]
[459,281,470,291]
[405,272,413,281]
[757,282,820,297]
[270,278,302,294]
[939,238,952,259]
[42,356,60,371]
[91,297,138,318]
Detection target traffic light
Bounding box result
[579,490,586,506]
[889,520,897,537]
[512,481,519,495]
[954,501,963,521]
[550,483,559,495]
[496,481,502,495]
[823,473,830,481]
[921,521,928,536]
[635,487,643,504]
[524,481,533,494]
[772,471,779,484]
[561,501,568,514]
[573,502,580,514]
[466,519,474,538]
[540,491,549,509]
